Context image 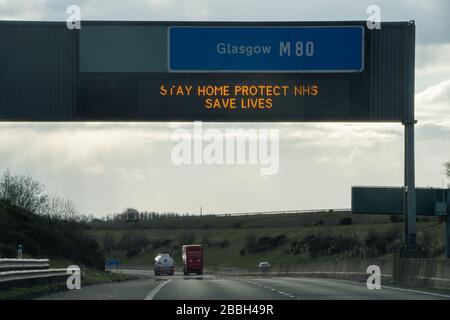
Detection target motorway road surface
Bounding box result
[38,268,450,300]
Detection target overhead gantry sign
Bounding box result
[0,21,413,122]
[0,21,420,252]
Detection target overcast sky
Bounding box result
[0,0,449,217]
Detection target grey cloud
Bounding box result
[416,80,450,123]
[0,0,448,44]
[0,115,447,216]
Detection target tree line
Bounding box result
[0,169,92,223]
[100,209,196,223]
[0,169,195,223]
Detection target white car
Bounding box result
[258,261,271,269]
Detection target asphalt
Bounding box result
[37,268,450,300]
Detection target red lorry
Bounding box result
[182,244,203,275]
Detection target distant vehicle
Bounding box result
[182,244,203,275]
[154,253,174,276]
[258,261,271,269]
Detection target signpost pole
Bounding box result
[403,21,417,250]
[404,121,417,248]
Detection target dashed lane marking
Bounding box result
[241,279,299,300]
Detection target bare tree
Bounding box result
[0,170,48,214]
[445,161,450,186]
[45,195,78,221]
[0,170,84,223]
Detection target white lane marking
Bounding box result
[144,279,173,300]
[242,279,298,300]
[381,285,450,299]
[278,276,450,299]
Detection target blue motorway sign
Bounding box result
[168,26,364,72]
[105,259,120,267]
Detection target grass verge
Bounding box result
[0,267,136,300]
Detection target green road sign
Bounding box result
[351,186,450,258]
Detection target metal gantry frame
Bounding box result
[404,120,417,249]
[403,20,417,250]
